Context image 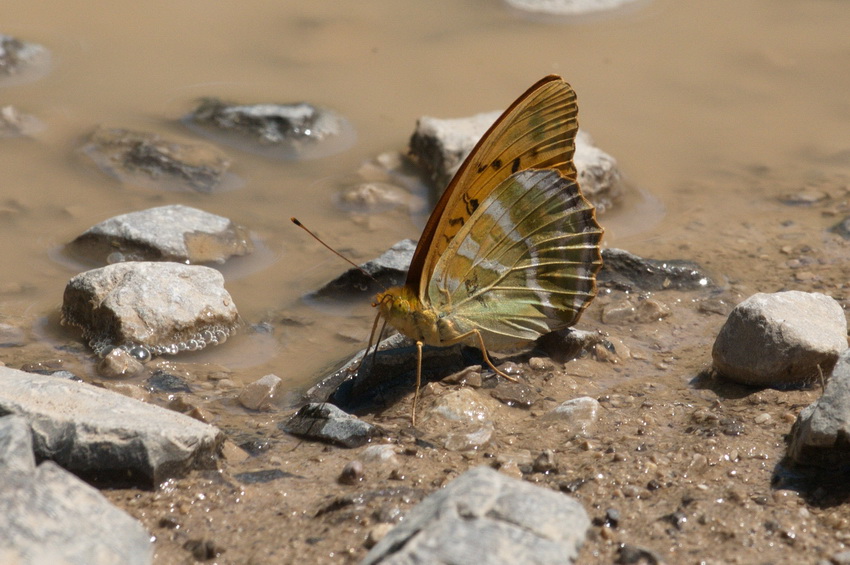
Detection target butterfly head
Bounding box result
[374,285,440,345]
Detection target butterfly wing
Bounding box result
[428,168,603,348]
[407,75,579,298]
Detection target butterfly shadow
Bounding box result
[304,328,602,419]
[324,338,488,417]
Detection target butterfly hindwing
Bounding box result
[408,75,580,296]
[427,169,603,348]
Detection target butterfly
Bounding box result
[372,74,604,424]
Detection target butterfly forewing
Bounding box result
[428,169,603,348]
[408,75,580,297]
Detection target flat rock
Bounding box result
[410,112,621,213]
[66,204,253,265]
[361,466,589,565]
[312,239,415,300]
[82,127,234,193]
[788,349,850,468]
[712,291,848,386]
[184,98,355,160]
[281,403,382,448]
[0,415,153,564]
[598,248,711,291]
[61,261,240,357]
[0,366,223,485]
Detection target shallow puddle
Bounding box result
[2,1,850,563]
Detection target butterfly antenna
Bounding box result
[290,217,376,281]
[354,309,386,375]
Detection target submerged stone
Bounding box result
[184,98,355,160]
[0,368,223,486]
[361,466,590,565]
[82,127,234,193]
[829,216,850,240]
[410,111,621,213]
[61,262,239,358]
[238,374,283,411]
[598,248,712,291]
[0,105,43,138]
[0,34,50,85]
[66,204,254,265]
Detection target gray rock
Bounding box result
[61,261,240,357]
[312,239,415,300]
[0,366,223,485]
[504,0,645,16]
[302,332,409,404]
[82,127,234,193]
[361,466,589,565]
[788,349,850,468]
[409,111,621,212]
[0,34,50,84]
[145,369,192,393]
[712,291,848,386]
[281,403,383,448]
[311,333,482,413]
[0,415,153,564]
[185,98,356,160]
[598,248,711,291]
[536,328,610,363]
[67,204,253,265]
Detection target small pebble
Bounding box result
[754,413,772,425]
[238,374,282,411]
[339,460,365,485]
[532,449,558,474]
[365,523,395,549]
[97,348,145,379]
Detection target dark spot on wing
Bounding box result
[464,273,479,295]
[491,158,502,170]
[511,157,521,173]
[477,163,488,173]
[467,198,479,215]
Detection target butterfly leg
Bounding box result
[471,329,520,383]
[411,340,424,426]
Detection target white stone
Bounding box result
[712,291,847,386]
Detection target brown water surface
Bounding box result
[3,1,850,563]
[2,1,849,385]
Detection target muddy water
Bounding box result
[0,0,846,388]
[3,1,850,563]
